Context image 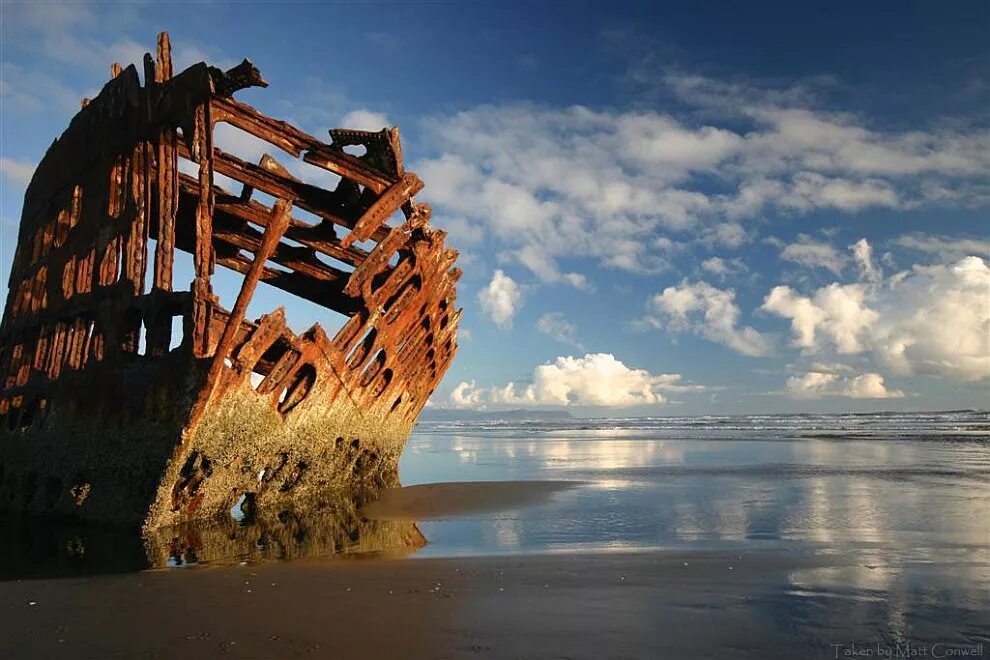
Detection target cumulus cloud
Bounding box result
[446,353,706,408]
[763,243,990,381]
[786,370,905,399]
[478,270,522,328]
[536,312,584,350]
[415,73,989,286]
[340,109,390,131]
[449,380,485,408]
[642,280,771,357]
[763,282,876,353]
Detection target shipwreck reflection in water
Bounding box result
[0,490,426,580]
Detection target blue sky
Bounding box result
[1,1,987,415]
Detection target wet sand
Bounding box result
[361,480,578,520]
[3,466,986,659]
[0,549,835,660]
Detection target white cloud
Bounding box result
[416,75,989,287]
[439,215,485,247]
[778,234,847,274]
[763,244,990,381]
[212,122,344,189]
[478,269,522,328]
[786,371,837,396]
[700,256,747,279]
[340,109,390,132]
[698,222,752,250]
[850,238,881,282]
[700,257,729,277]
[615,113,743,168]
[213,122,272,163]
[763,282,876,353]
[891,233,990,262]
[666,73,990,178]
[786,370,905,399]
[0,158,36,186]
[843,373,904,399]
[793,174,898,211]
[536,312,584,350]
[446,353,706,408]
[449,380,485,408]
[642,280,771,357]
[765,234,883,281]
[872,257,990,381]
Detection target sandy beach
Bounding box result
[361,480,579,520]
[2,415,988,659]
[2,548,835,660]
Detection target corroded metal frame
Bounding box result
[0,33,460,529]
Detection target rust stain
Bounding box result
[0,33,461,529]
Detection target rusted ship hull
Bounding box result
[0,34,460,530]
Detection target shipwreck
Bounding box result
[0,33,461,531]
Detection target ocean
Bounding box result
[396,410,990,653]
[403,410,990,557]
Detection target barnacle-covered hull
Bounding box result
[0,34,460,530]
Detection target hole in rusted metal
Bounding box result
[278,363,316,415]
[230,492,256,524]
[168,315,184,351]
[171,451,212,513]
